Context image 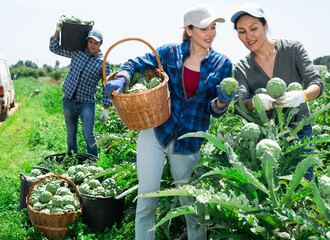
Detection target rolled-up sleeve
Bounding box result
[102,61,112,106]
[296,42,325,97]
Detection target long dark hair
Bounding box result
[234,13,267,30]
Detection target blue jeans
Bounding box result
[135,128,207,240]
[297,124,315,181]
[62,96,97,156]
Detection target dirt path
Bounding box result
[0,103,20,126]
[49,79,60,84]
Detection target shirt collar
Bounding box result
[84,48,103,58]
[181,41,215,63]
[180,41,190,62]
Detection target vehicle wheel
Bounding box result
[10,99,15,108]
[0,110,9,121]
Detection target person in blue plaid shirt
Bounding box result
[49,22,111,157]
[105,5,234,240]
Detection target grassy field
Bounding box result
[0,77,139,240]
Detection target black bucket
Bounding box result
[40,152,99,171]
[80,194,125,232]
[19,166,50,210]
[61,21,94,51]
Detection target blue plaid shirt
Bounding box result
[119,41,232,154]
[49,37,111,106]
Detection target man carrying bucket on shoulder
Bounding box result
[49,17,111,157]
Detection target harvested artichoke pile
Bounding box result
[24,164,123,200]
[78,167,123,198]
[24,164,104,185]
[29,178,80,214]
[78,176,122,198]
[62,164,104,184]
[25,168,49,183]
[125,72,162,94]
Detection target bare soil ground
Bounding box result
[48,79,60,84]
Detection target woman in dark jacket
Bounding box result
[231,2,325,181]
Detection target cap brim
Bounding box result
[231,11,246,23]
[215,17,225,23]
[86,36,102,42]
[194,17,225,28]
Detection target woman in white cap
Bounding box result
[106,4,234,240]
[231,3,325,181]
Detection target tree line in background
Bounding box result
[9,60,69,80]
[314,55,330,69]
[8,56,329,81]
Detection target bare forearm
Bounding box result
[52,30,60,40]
[305,84,321,101]
[216,100,228,109]
[244,99,254,111]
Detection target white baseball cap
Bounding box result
[231,2,267,23]
[184,5,225,28]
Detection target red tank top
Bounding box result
[184,66,200,99]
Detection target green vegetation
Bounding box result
[266,77,287,99]
[220,77,238,96]
[0,67,329,239]
[125,72,162,93]
[136,73,330,239]
[1,73,183,239]
[287,82,303,91]
[255,138,281,159]
[241,122,261,141]
[318,175,330,200]
[63,16,93,25]
[0,77,140,239]
[255,87,267,95]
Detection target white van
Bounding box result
[0,54,15,121]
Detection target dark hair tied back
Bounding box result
[182,25,194,42]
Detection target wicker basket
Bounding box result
[26,174,82,239]
[102,38,171,130]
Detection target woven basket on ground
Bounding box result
[26,174,82,240]
[102,38,171,130]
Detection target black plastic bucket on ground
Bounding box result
[19,166,50,210]
[40,152,99,171]
[80,194,125,232]
[61,21,94,51]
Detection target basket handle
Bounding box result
[102,38,164,86]
[26,174,82,211]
